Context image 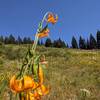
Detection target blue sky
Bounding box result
[0,0,100,45]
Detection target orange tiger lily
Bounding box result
[28,85,49,100]
[23,76,35,90]
[47,13,58,24]
[10,75,35,93]
[37,28,49,38]
[36,84,49,96]
[38,67,44,84]
[31,82,39,90]
[10,75,23,93]
[40,55,48,65]
[29,91,41,100]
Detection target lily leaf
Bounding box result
[0,79,8,95]
[40,25,48,33]
[38,22,43,32]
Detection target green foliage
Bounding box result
[0,79,8,95]
[79,36,86,49]
[4,36,9,44]
[89,34,97,49]
[53,38,66,48]
[45,38,52,47]
[0,36,4,44]
[1,31,100,50]
[0,35,33,45]
[0,45,26,60]
[71,36,78,48]
[17,36,23,45]
[23,37,32,44]
[96,30,100,49]
[86,39,90,49]
[8,34,16,44]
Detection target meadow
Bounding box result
[0,44,100,100]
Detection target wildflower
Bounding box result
[37,84,49,96]
[38,67,44,84]
[29,91,41,100]
[9,12,58,99]
[40,55,48,65]
[37,28,49,38]
[23,76,34,90]
[46,13,58,24]
[10,75,23,93]
[10,75,35,93]
[27,85,49,100]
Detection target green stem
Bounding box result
[18,12,51,78]
[22,57,33,76]
[41,12,52,23]
[32,11,51,53]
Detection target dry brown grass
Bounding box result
[0,45,100,100]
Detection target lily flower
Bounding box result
[23,76,35,90]
[10,75,35,93]
[38,67,44,84]
[10,75,23,93]
[40,55,48,66]
[36,84,49,96]
[27,85,49,100]
[29,91,41,100]
[37,28,49,38]
[46,13,58,24]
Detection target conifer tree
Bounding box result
[45,38,52,47]
[89,34,96,49]
[71,36,78,48]
[79,36,86,49]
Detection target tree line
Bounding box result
[0,30,100,49]
[71,31,100,49]
[45,30,100,49]
[0,35,33,45]
[0,34,67,48]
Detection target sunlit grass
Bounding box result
[0,45,100,100]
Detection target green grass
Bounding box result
[0,45,100,100]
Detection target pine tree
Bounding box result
[0,35,4,45]
[86,39,90,49]
[66,44,69,48]
[27,37,32,44]
[61,41,66,48]
[89,34,96,49]
[8,34,16,44]
[55,38,62,48]
[79,36,86,49]
[23,37,28,44]
[97,30,100,49]
[17,36,23,44]
[53,40,57,47]
[53,38,66,48]
[4,36,9,44]
[71,36,78,48]
[45,38,52,47]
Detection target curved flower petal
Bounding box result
[10,75,16,93]
[10,75,35,93]
[37,28,49,38]
[10,75,23,93]
[29,91,41,100]
[37,85,49,96]
[23,76,34,90]
[47,13,58,24]
[38,67,44,84]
